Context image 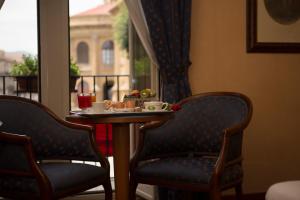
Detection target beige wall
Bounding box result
[190,0,300,194]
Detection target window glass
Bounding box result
[102,40,114,66]
[0,0,39,101]
[69,0,130,109]
[131,26,151,91]
[77,42,89,64]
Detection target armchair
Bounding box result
[0,96,112,200]
[129,92,252,200]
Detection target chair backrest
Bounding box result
[139,92,252,160]
[0,96,98,161]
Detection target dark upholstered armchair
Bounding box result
[0,96,112,200]
[129,92,252,200]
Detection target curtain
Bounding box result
[141,0,192,103]
[124,0,158,67]
[0,0,5,10]
[140,0,193,198]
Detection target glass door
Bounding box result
[0,0,40,101]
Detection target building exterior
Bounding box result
[69,0,129,104]
[0,50,24,95]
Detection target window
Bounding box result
[102,40,114,66]
[131,26,151,91]
[77,41,89,64]
[69,0,130,108]
[0,0,39,101]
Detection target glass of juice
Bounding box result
[77,93,92,110]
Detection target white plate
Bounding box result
[113,108,135,112]
[142,109,169,112]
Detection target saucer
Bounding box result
[142,109,168,112]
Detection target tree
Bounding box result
[114,3,129,52]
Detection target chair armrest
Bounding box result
[56,121,110,169]
[214,124,247,177]
[130,121,166,171]
[0,131,41,176]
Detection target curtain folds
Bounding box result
[0,0,5,10]
[124,0,158,67]
[140,0,192,103]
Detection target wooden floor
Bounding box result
[1,194,145,200]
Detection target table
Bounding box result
[66,111,173,200]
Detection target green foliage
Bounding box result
[10,55,38,76]
[70,59,80,76]
[114,3,129,52]
[134,56,151,76]
[10,55,81,76]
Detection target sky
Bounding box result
[0,0,103,55]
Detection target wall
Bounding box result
[190,0,300,193]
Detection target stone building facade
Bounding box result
[69,0,129,104]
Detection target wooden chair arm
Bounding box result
[130,121,167,172]
[0,131,44,177]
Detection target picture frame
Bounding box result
[246,0,300,53]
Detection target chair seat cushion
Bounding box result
[266,181,300,200]
[0,163,107,197]
[39,163,107,193]
[134,157,242,185]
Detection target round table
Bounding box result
[66,111,173,200]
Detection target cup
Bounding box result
[144,101,168,111]
[90,93,96,103]
[78,94,92,110]
[91,101,105,113]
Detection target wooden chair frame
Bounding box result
[129,92,253,200]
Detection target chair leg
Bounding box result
[103,180,113,200]
[235,183,243,200]
[129,178,138,200]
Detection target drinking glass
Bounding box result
[90,93,96,103]
[77,93,92,110]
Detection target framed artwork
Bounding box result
[246,0,300,53]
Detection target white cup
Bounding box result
[144,101,168,111]
[91,101,105,113]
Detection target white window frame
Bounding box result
[39,0,69,118]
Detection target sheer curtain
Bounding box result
[0,0,5,10]
[124,0,158,67]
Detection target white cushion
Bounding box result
[266,181,300,200]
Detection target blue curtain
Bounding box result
[141,0,193,198]
[141,0,192,103]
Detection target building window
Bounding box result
[77,42,89,64]
[102,40,114,66]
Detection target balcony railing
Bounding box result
[0,75,130,103]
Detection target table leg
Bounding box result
[112,123,130,200]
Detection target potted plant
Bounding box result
[70,59,80,92]
[10,55,81,92]
[10,55,38,92]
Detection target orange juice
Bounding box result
[90,93,96,102]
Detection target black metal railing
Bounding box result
[73,74,130,101]
[0,75,38,100]
[0,74,130,102]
